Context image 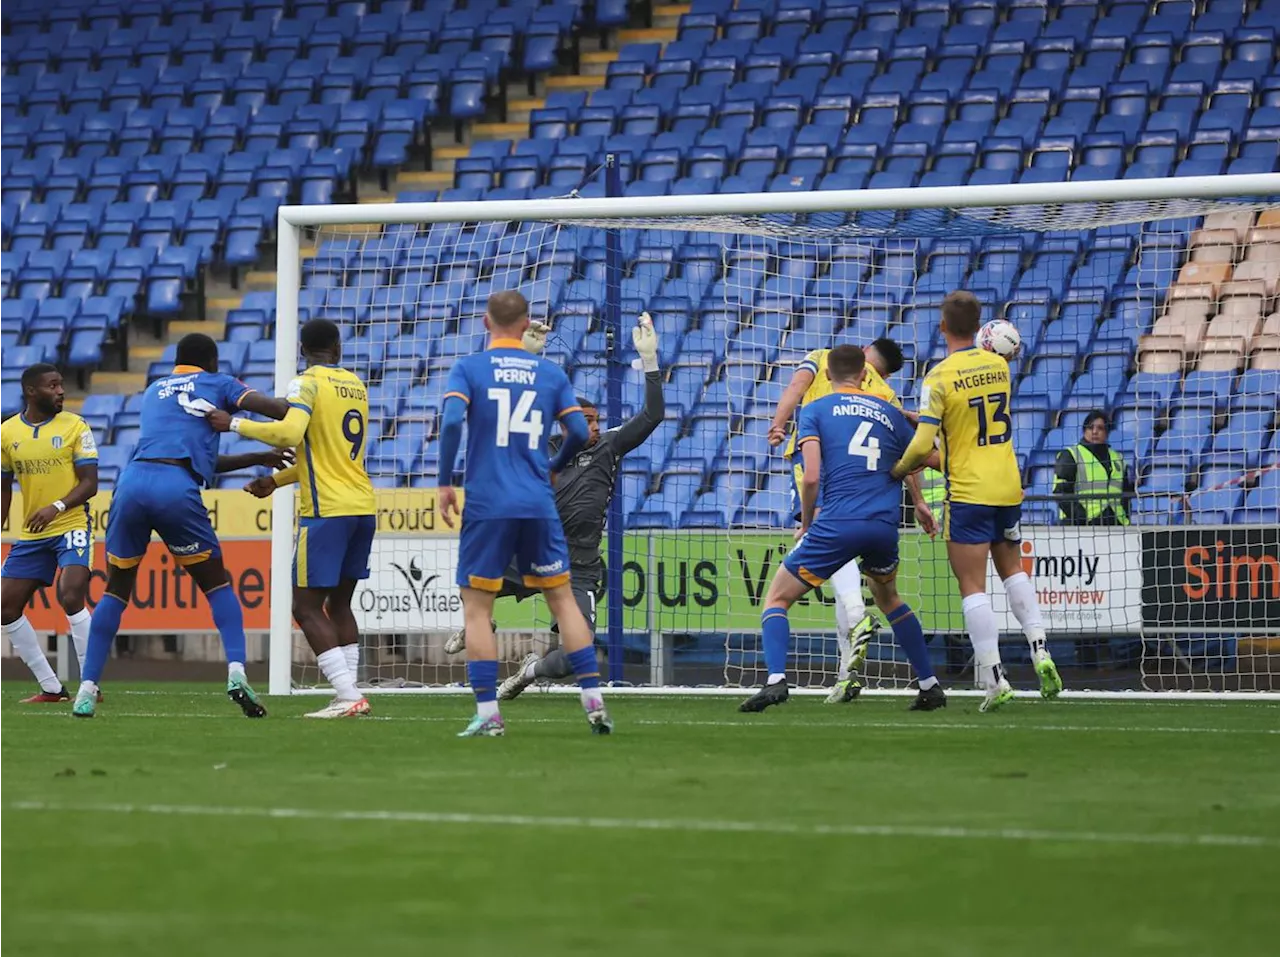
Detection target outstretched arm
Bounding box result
[892,419,938,480]
[768,366,816,446]
[612,371,665,454]
[227,407,310,448]
[219,377,315,447]
[611,313,665,454]
[238,391,289,421]
[217,449,295,473]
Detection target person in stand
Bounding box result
[1053,410,1133,526]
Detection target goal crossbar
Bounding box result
[277,173,1280,228]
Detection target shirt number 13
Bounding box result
[967,393,1012,446]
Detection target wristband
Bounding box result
[229,417,244,434]
[52,500,67,513]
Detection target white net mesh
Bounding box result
[284,188,1280,694]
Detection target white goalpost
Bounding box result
[267,172,1280,700]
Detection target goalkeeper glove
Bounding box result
[523,320,551,355]
[632,311,660,372]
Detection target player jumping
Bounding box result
[72,334,292,718]
[741,345,945,713]
[445,312,664,701]
[890,291,1063,711]
[1,363,98,702]
[215,319,376,719]
[768,338,938,702]
[438,290,611,737]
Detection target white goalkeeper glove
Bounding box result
[522,320,551,355]
[632,312,659,373]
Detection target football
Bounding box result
[978,319,1022,359]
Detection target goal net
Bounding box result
[269,173,1280,697]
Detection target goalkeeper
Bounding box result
[445,313,665,698]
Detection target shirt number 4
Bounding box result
[488,388,545,450]
[846,421,882,469]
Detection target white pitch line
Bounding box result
[8,800,1276,850]
[93,690,1280,706]
[14,710,1279,735]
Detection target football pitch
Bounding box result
[3,685,1278,957]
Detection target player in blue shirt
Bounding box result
[739,345,946,714]
[437,290,611,737]
[72,334,292,718]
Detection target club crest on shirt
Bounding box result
[51,436,63,449]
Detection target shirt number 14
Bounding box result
[488,388,545,450]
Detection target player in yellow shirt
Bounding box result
[890,291,1063,710]
[212,319,375,719]
[769,338,937,702]
[1,364,99,702]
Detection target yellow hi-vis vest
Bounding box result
[920,470,946,507]
[1064,445,1129,525]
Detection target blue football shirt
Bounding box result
[443,341,582,521]
[131,365,253,486]
[796,389,914,525]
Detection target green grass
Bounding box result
[4,684,1279,957]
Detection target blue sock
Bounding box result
[82,593,125,684]
[206,583,247,666]
[567,646,599,690]
[761,607,790,678]
[886,602,935,684]
[467,659,499,703]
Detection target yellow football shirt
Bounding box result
[918,347,1023,506]
[288,365,376,518]
[1,411,97,540]
[785,348,902,457]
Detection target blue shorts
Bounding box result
[784,518,899,587]
[294,514,375,589]
[2,530,93,586]
[105,461,220,569]
[457,517,570,593]
[946,502,1023,545]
